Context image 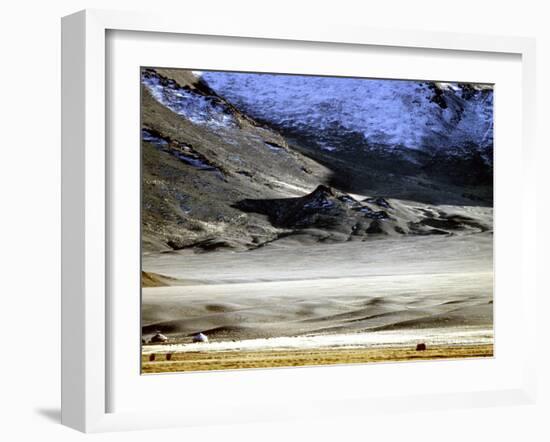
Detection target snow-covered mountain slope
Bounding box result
[140,67,493,253]
[198,71,493,155]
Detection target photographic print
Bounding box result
[140,68,494,374]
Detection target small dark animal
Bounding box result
[149,353,156,361]
[166,353,172,361]
[416,343,427,351]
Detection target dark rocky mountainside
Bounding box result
[141,68,329,252]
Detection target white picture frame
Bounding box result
[61,9,538,433]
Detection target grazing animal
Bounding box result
[416,343,427,351]
[166,353,172,361]
[149,354,155,361]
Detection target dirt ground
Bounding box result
[141,344,493,373]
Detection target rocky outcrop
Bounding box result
[234,185,394,239]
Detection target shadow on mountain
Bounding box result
[285,137,493,207]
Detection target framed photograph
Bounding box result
[61,9,537,432]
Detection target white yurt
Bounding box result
[193,332,209,343]
[150,331,168,343]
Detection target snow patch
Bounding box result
[142,70,237,128]
[142,129,220,173]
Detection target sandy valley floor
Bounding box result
[141,223,493,373]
